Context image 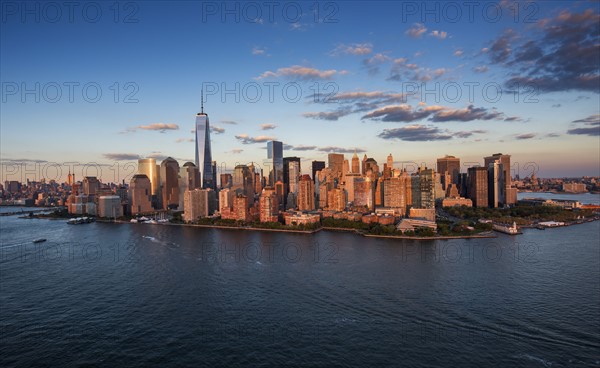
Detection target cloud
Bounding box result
[503,116,524,122]
[515,133,536,140]
[455,130,487,138]
[230,149,243,154]
[430,105,504,122]
[252,47,267,55]
[567,114,600,136]
[260,123,277,130]
[454,50,464,57]
[378,125,453,141]
[488,10,600,93]
[256,65,347,80]
[573,114,600,124]
[318,146,367,154]
[473,66,489,73]
[430,30,448,40]
[546,133,561,137]
[362,53,391,75]
[302,109,354,121]
[290,145,318,151]
[175,138,194,143]
[388,58,447,82]
[103,153,140,161]
[330,43,373,56]
[235,134,277,144]
[210,126,225,134]
[567,127,600,136]
[303,90,408,121]
[123,123,179,133]
[361,104,509,123]
[220,120,238,125]
[406,23,427,38]
[551,104,561,108]
[362,104,444,122]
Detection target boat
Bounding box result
[33,238,47,243]
[130,219,138,223]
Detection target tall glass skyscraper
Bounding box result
[195,93,214,189]
[267,140,283,186]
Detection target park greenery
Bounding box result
[445,204,594,225]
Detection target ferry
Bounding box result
[32,238,47,243]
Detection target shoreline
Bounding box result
[97,219,501,240]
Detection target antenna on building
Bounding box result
[201,89,204,114]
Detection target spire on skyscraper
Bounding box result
[201,89,204,114]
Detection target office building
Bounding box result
[195,92,215,189]
[467,167,488,208]
[297,174,315,211]
[267,140,283,186]
[160,157,180,210]
[129,174,153,215]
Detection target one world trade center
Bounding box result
[195,91,215,189]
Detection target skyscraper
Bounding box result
[467,166,488,208]
[351,152,360,174]
[487,160,505,208]
[484,153,515,204]
[283,156,301,206]
[297,174,315,211]
[312,161,325,182]
[267,140,283,186]
[160,157,180,210]
[195,91,215,189]
[328,153,344,178]
[437,155,461,188]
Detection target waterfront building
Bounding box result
[297,175,315,211]
[129,174,153,215]
[160,157,180,210]
[437,155,461,188]
[467,166,488,208]
[98,196,123,218]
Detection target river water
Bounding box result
[1,215,598,367]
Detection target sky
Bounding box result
[1,0,599,184]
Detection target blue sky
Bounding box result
[1,0,599,183]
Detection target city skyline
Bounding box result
[2,1,599,181]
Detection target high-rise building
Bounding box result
[297,174,315,211]
[232,165,254,199]
[195,92,215,189]
[437,155,461,188]
[160,157,180,210]
[354,178,373,210]
[384,177,405,209]
[138,158,159,193]
[178,162,201,210]
[220,173,232,189]
[82,176,99,197]
[283,157,301,206]
[328,153,344,178]
[327,187,346,211]
[351,152,360,174]
[484,153,514,204]
[267,141,283,186]
[467,167,488,208]
[98,196,123,218]
[183,188,216,222]
[312,161,325,182]
[259,187,279,222]
[487,160,505,208]
[129,174,153,215]
[387,153,394,171]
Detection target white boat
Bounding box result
[130,219,138,223]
